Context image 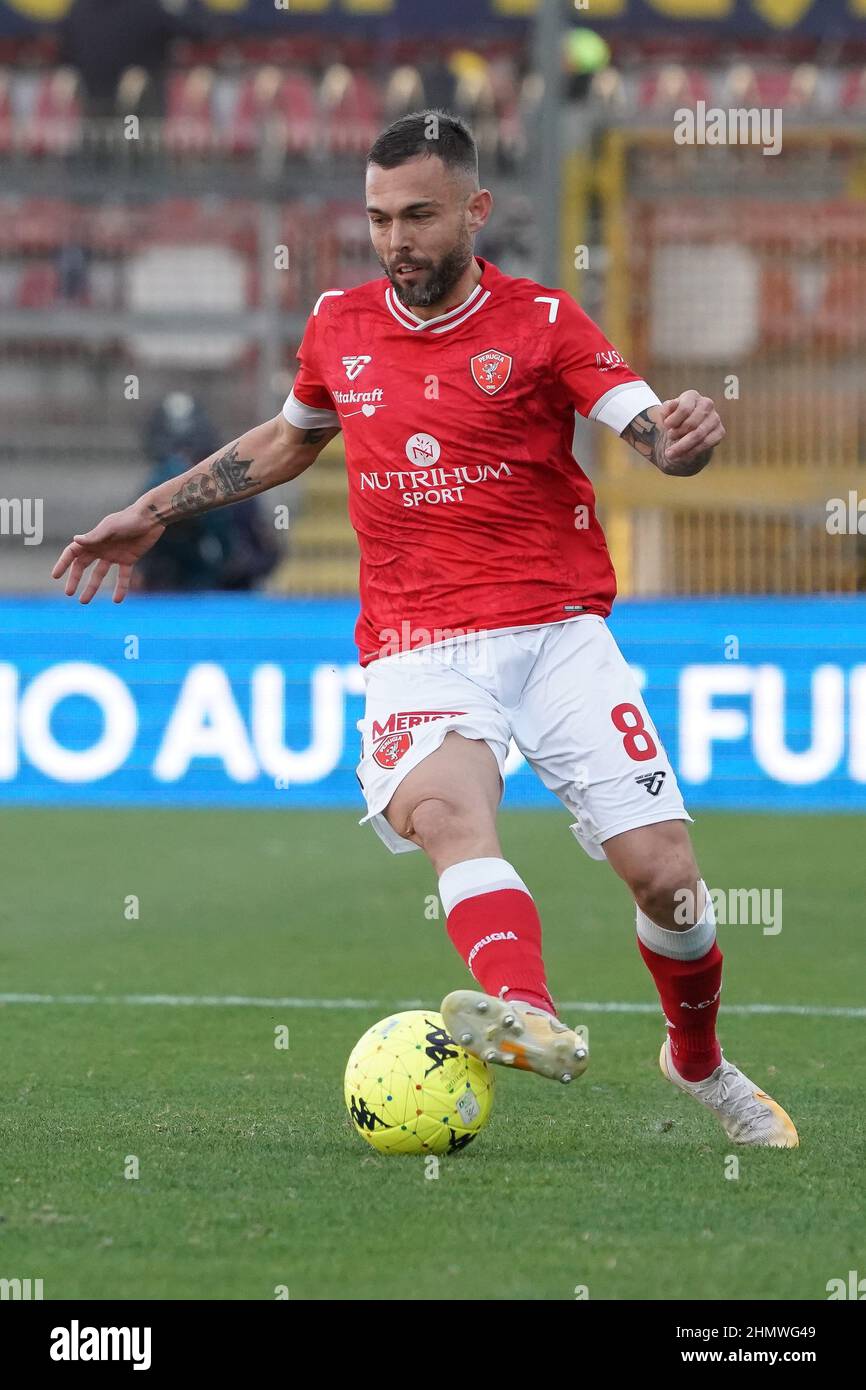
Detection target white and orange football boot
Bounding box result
[441,989,589,1084]
[659,1038,799,1147]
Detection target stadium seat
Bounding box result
[0,68,11,155]
[227,65,280,155]
[839,67,866,111]
[26,68,82,157]
[226,66,318,159]
[384,65,425,120]
[164,67,216,156]
[721,63,819,113]
[115,65,152,117]
[15,262,60,308]
[638,64,712,112]
[320,64,382,156]
[588,68,631,116]
[282,70,319,156]
[6,197,70,252]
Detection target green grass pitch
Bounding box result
[2,808,864,1301]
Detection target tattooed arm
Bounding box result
[621,392,724,477]
[143,415,338,525]
[52,413,340,603]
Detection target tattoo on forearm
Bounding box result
[620,410,668,469]
[148,442,255,524]
[620,410,713,476]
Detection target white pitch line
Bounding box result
[0,993,863,1018]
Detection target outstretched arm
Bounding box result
[620,391,725,477]
[52,412,340,603]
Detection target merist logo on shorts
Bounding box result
[371,710,467,770]
[468,931,518,970]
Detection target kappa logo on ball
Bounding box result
[371,709,468,770]
[470,349,513,395]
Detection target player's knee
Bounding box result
[403,795,494,860]
[630,857,701,927]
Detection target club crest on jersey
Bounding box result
[470,349,512,396]
[342,355,371,381]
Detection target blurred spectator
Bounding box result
[59,0,211,118]
[138,392,279,593]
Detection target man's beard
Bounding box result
[381,236,474,309]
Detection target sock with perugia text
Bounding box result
[438,857,556,1016]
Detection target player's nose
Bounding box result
[388,225,413,257]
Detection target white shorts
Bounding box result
[354,615,692,859]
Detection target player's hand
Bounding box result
[51,503,165,603]
[659,391,725,475]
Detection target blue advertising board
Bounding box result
[1,594,864,813]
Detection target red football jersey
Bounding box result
[283,256,659,666]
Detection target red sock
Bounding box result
[638,939,723,1081]
[442,876,556,1016]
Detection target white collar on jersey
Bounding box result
[384,271,492,334]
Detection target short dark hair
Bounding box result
[367,109,479,183]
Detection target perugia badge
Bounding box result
[470,350,513,396]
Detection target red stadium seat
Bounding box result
[226,66,318,158]
[0,68,12,155]
[839,67,866,111]
[638,65,713,112]
[15,262,59,308]
[282,70,318,156]
[321,65,382,156]
[24,68,82,157]
[164,67,216,156]
[722,64,819,113]
[226,66,274,155]
[5,197,70,252]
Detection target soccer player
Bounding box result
[53,111,797,1147]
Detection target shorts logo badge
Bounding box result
[635,770,666,796]
[470,349,513,396]
[369,710,468,771]
[373,732,412,768]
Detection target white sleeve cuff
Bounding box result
[588,381,661,434]
[282,389,340,429]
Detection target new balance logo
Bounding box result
[635,770,666,796]
[467,930,517,971]
[342,355,371,381]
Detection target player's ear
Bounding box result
[467,188,493,234]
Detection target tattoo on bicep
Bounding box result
[148,442,255,524]
[301,427,329,445]
[620,410,668,469]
